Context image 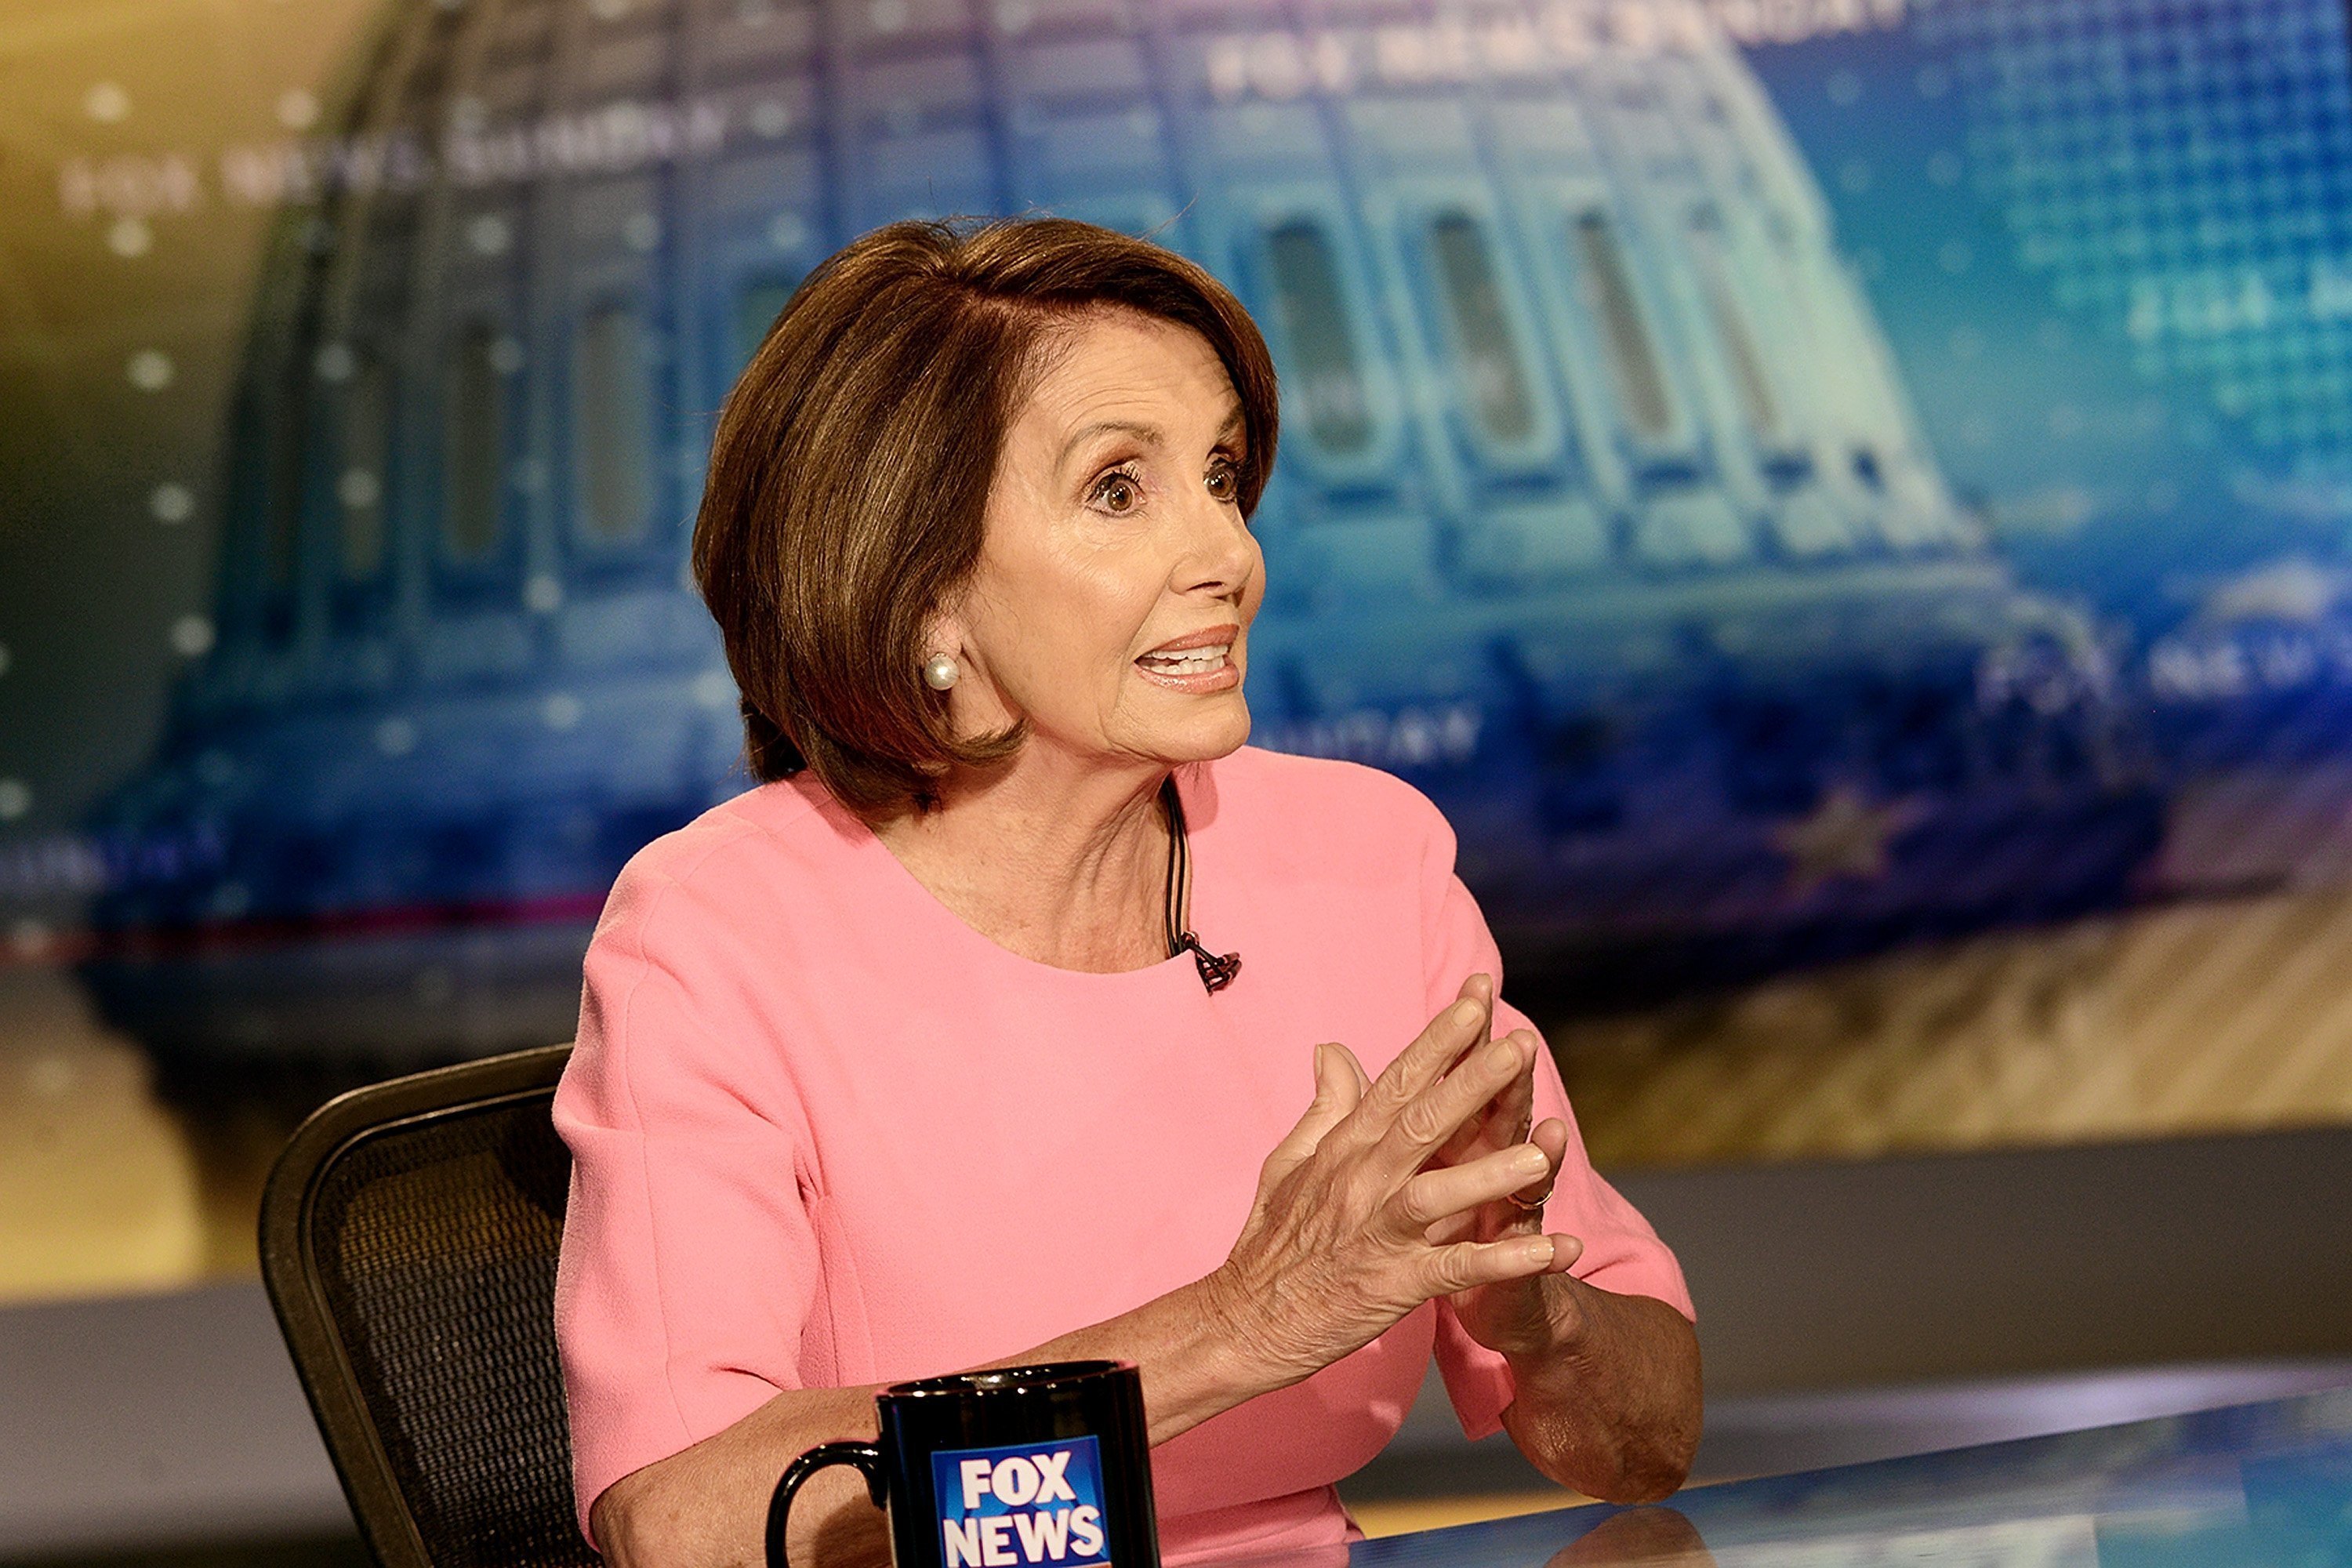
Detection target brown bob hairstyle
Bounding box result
[691,216,1281,821]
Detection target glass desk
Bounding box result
[1333,1385,2352,1566]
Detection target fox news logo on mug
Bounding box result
[931,1436,1111,1568]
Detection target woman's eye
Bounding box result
[1094,472,1142,514]
[1205,461,1238,502]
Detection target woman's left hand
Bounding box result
[1408,977,1706,1504]
[1421,975,1584,1356]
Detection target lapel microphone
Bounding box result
[1160,775,1240,994]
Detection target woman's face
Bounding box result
[938,308,1265,773]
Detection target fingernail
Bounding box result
[1484,1039,1519,1071]
[1526,1236,1556,1268]
[1453,998,1481,1028]
[1513,1144,1548,1175]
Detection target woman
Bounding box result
[554,216,1700,1568]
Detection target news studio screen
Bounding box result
[2,0,2350,1298]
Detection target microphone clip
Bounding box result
[1175,932,1241,994]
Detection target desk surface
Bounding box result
[1341,1385,2352,1566]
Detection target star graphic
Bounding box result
[1770,786,1921,895]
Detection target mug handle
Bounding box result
[765,1442,888,1568]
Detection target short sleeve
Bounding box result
[1407,804,1696,1442]
[551,856,826,1545]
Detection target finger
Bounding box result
[1497,1115,1569,1210]
[1261,1043,1361,1183]
[1499,1037,1537,1137]
[1339,980,1495,1145]
[1450,1029,1539,1167]
[1423,1182,1550,1250]
[1391,1140,1552,1232]
[1426,1025,1525,1157]
[1322,1045,1375,1161]
[1530,1116,1570,1174]
[1458,1029,1534,1166]
[1543,1233,1584,1275]
[1417,1232,1560,1297]
[1372,1030,1535,1177]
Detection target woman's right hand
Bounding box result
[1202,981,1573,1387]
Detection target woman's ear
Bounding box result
[920,568,977,659]
[919,605,971,674]
[919,597,1016,733]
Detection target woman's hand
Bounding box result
[1410,978,1705,1504]
[1424,975,1584,1358]
[1201,978,1573,1388]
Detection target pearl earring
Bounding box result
[922,653,960,691]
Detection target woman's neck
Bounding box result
[870,752,1178,974]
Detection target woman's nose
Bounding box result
[1172,492,1256,597]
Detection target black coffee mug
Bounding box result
[766,1359,1159,1568]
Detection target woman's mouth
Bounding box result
[1135,641,1240,692]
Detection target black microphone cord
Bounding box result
[1160,774,1240,993]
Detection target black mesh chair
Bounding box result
[260,1044,597,1568]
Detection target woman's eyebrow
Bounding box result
[1057,405,1246,470]
[1058,419,1163,470]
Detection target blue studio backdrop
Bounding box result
[71,0,2352,1073]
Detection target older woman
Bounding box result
[554,216,1700,1568]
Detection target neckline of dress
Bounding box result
[807,764,1214,988]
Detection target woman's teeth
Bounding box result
[1139,644,1232,673]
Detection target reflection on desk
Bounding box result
[1327,1385,2352,1566]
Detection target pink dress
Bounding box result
[553,746,1693,1564]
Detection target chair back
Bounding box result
[260,1044,593,1568]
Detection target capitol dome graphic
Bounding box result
[78,0,2158,1071]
